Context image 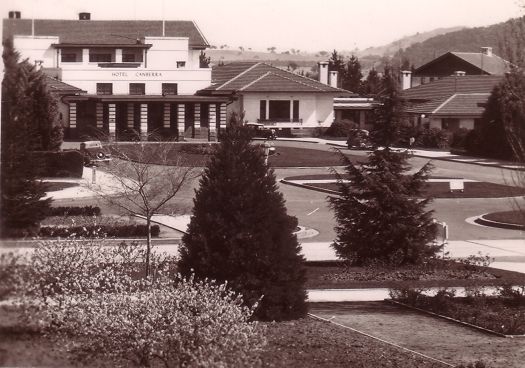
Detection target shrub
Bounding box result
[46,205,101,217]
[0,252,21,300]
[39,224,160,238]
[450,128,470,149]
[415,128,450,149]
[32,150,84,178]
[17,238,265,368]
[178,143,216,155]
[324,120,358,137]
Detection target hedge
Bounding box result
[32,150,84,178]
[46,206,101,217]
[39,224,160,238]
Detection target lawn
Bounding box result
[0,308,443,368]
[282,174,525,198]
[109,143,362,167]
[483,210,525,226]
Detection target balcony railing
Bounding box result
[257,118,302,125]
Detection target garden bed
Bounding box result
[305,259,525,290]
[389,286,525,336]
[43,181,79,192]
[482,211,525,227]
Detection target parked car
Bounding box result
[246,122,277,140]
[80,140,111,166]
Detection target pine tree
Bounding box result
[329,151,438,265]
[362,68,382,96]
[178,118,307,321]
[341,55,363,93]
[1,38,51,237]
[329,64,439,266]
[328,50,345,87]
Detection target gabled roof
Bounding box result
[414,51,510,76]
[45,76,85,94]
[405,93,490,116]
[201,62,354,95]
[3,19,209,48]
[401,75,502,101]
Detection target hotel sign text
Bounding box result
[111,72,163,77]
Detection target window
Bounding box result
[90,49,113,63]
[96,83,113,95]
[442,118,460,131]
[122,49,143,63]
[129,83,145,95]
[62,53,78,62]
[162,83,178,95]
[61,48,82,62]
[269,100,290,120]
[260,100,267,120]
[176,61,186,68]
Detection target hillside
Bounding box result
[357,26,465,57]
[394,17,522,68]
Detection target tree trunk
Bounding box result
[146,217,151,278]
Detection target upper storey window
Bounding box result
[122,49,143,63]
[89,49,114,63]
[61,49,82,62]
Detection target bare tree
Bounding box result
[89,140,198,277]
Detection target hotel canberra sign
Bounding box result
[112,71,163,78]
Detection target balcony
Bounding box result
[257,118,302,126]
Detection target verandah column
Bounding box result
[208,104,216,141]
[194,103,201,138]
[96,102,104,130]
[69,103,77,138]
[177,103,185,141]
[108,103,116,140]
[140,104,148,140]
[127,103,134,128]
[163,103,171,128]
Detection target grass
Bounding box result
[268,146,362,167]
[0,307,443,368]
[286,180,525,198]
[43,181,79,192]
[305,260,525,289]
[483,210,525,226]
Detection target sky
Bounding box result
[1,0,524,52]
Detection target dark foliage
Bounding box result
[341,55,363,93]
[361,68,382,97]
[31,150,84,178]
[0,38,51,237]
[178,119,307,321]
[39,224,160,238]
[329,150,439,265]
[323,120,358,137]
[46,206,101,217]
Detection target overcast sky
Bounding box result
[1,0,523,52]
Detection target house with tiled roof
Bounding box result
[3,11,229,141]
[198,61,357,132]
[401,75,502,131]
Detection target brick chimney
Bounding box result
[401,70,412,90]
[79,12,91,20]
[453,71,466,76]
[318,61,329,85]
[8,11,21,19]
[481,47,492,57]
[329,71,338,88]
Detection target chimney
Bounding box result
[453,71,466,76]
[318,61,329,85]
[481,47,492,57]
[79,12,91,20]
[8,11,21,19]
[401,70,412,90]
[329,71,338,88]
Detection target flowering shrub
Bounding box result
[17,237,266,367]
[39,224,160,238]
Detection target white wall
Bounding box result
[14,36,59,68]
[241,92,335,127]
[144,37,190,69]
[429,118,442,129]
[459,118,475,130]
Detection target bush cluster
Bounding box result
[400,126,450,148]
[178,143,216,155]
[46,205,101,217]
[323,120,358,137]
[39,224,160,238]
[31,150,84,178]
[11,239,265,367]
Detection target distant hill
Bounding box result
[394,18,521,68]
[357,26,465,57]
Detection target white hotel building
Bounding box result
[3,11,230,141]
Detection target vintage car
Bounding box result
[246,122,277,140]
[80,140,111,165]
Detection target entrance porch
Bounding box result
[64,95,229,142]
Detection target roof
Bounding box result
[414,51,510,76]
[200,62,355,95]
[3,19,209,48]
[405,93,490,116]
[401,75,502,101]
[45,75,85,94]
[63,94,229,103]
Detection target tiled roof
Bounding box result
[3,19,208,48]
[202,62,354,95]
[401,75,502,101]
[45,76,85,94]
[405,93,490,116]
[414,51,510,76]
